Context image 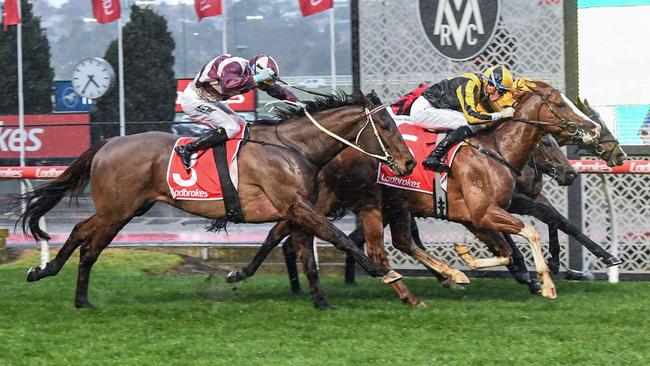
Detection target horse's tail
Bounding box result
[17,140,109,241]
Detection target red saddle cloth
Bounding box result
[166,125,247,200]
[377,123,463,193]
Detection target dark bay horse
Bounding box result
[228,83,604,307]
[18,92,417,308]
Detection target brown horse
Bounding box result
[228,83,605,307]
[227,134,575,308]
[17,92,417,308]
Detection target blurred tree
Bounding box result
[92,5,176,139]
[0,0,54,114]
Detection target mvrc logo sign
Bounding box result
[419,0,501,61]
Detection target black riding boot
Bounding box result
[175,128,228,170]
[422,126,474,172]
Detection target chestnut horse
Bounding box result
[17,92,416,308]
[227,83,604,307]
[228,135,574,308]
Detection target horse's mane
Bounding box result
[513,80,552,106]
[273,91,375,121]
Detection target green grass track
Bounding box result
[1,249,648,365]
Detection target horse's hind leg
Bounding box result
[75,217,129,308]
[287,196,400,282]
[26,217,92,282]
[226,221,290,283]
[291,229,329,309]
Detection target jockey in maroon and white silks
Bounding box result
[175,53,299,170]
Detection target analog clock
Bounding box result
[71,58,115,99]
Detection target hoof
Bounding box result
[75,300,95,309]
[225,270,246,283]
[414,301,427,309]
[441,278,466,290]
[540,285,557,300]
[451,271,471,285]
[26,267,41,282]
[528,281,543,295]
[314,301,331,310]
[603,256,622,267]
[382,270,403,284]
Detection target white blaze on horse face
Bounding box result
[561,94,601,138]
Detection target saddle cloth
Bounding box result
[377,122,464,194]
[166,124,247,200]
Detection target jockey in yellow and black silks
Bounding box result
[409,65,516,172]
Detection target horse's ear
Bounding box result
[575,97,584,110]
[583,98,591,108]
[365,89,382,105]
[359,92,371,108]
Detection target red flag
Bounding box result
[2,0,20,31]
[195,0,222,21]
[299,0,333,17]
[91,0,121,24]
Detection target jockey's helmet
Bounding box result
[483,65,514,93]
[248,54,279,83]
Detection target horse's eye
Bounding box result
[557,102,567,108]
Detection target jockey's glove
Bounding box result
[492,107,515,120]
[254,68,275,84]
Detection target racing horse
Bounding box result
[227,83,604,307]
[229,134,575,308]
[17,92,416,308]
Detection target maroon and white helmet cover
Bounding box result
[248,54,279,77]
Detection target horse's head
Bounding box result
[356,90,416,176]
[530,134,577,186]
[574,98,627,167]
[514,82,602,154]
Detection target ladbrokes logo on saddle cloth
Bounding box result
[377,123,463,193]
[166,124,247,200]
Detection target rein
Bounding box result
[290,101,395,165]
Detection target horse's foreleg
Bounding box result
[287,196,400,282]
[281,236,302,295]
[473,205,556,299]
[27,217,92,282]
[226,221,290,283]
[357,205,423,308]
[292,229,329,309]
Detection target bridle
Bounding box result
[297,102,396,166]
[529,142,562,183]
[510,88,598,146]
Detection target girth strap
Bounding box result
[212,141,244,223]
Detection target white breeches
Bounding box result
[409,96,468,130]
[181,85,243,138]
